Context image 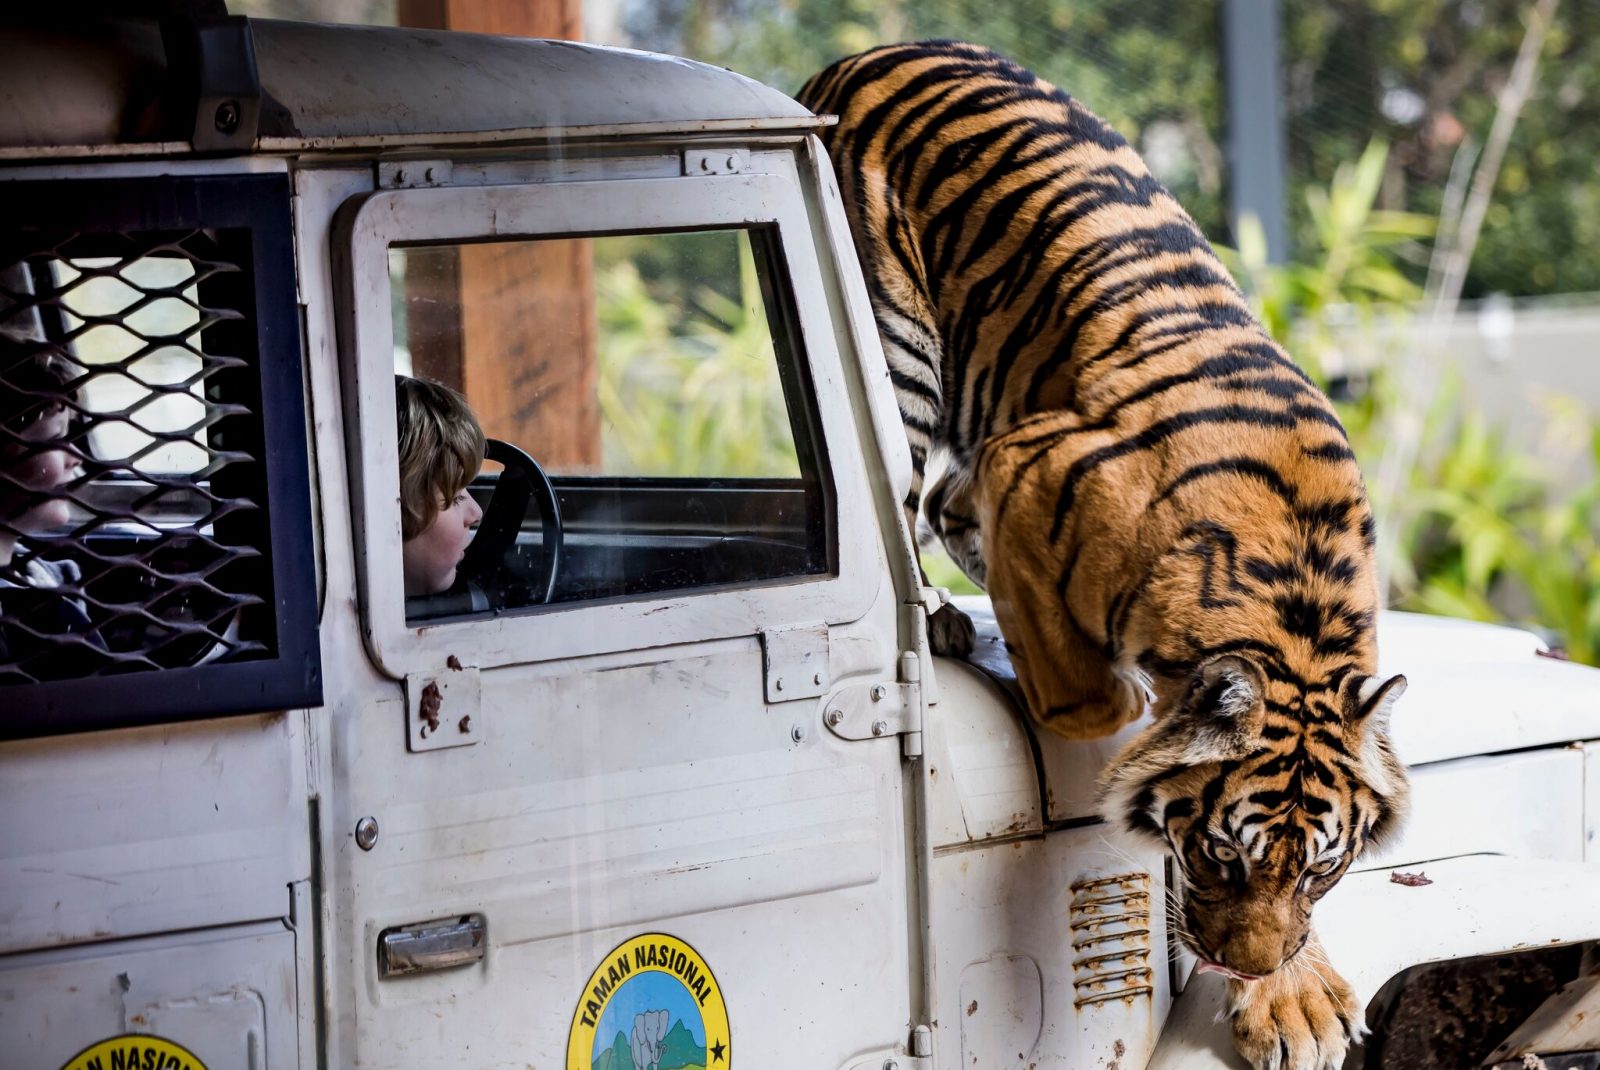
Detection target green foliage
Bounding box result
[921,543,983,597]
[1221,140,1434,384]
[1226,142,1600,664]
[594,237,800,479]
[1402,392,1600,665]
[622,0,1229,238]
[1282,0,1600,297]
[623,0,1600,299]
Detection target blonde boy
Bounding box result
[395,374,485,597]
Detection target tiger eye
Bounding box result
[1208,839,1240,863]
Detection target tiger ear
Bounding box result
[1346,673,1408,808]
[1355,673,1407,730]
[1095,656,1263,839]
[1173,654,1265,763]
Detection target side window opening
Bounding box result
[0,175,320,738]
[390,226,834,623]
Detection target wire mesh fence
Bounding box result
[1,229,272,685]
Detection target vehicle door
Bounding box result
[327,147,921,1069]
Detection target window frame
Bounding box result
[0,173,322,739]
[336,173,882,677]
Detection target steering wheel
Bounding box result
[456,438,563,608]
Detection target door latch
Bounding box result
[378,914,487,978]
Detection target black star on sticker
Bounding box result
[710,1039,727,1062]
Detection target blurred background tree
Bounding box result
[234,0,1600,299]
[1283,0,1600,298]
[237,0,1600,661]
[615,0,1230,240]
[608,0,1599,299]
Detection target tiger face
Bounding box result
[1100,655,1409,979]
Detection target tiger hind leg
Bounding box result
[924,455,986,588]
[901,490,978,660]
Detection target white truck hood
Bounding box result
[1377,610,1600,764]
[935,603,1600,1068]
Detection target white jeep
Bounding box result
[0,12,1596,1070]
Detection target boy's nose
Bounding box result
[466,496,484,525]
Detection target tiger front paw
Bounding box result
[928,602,976,658]
[1227,956,1363,1070]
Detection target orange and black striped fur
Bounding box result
[800,42,1409,1070]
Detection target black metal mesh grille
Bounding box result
[1,228,277,685]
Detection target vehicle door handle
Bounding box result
[378,914,487,977]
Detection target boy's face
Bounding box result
[402,485,483,597]
[2,404,77,534]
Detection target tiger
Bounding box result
[798,41,1410,1070]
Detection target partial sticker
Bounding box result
[60,1034,207,1070]
[568,932,730,1070]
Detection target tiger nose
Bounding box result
[1220,931,1290,976]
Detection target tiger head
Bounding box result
[1099,655,1409,979]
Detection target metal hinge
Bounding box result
[405,661,481,752]
[761,622,831,702]
[682,148,750,175]
[822,651,925,758]
[377,159,453,189]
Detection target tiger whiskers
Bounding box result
[1287,942,1342,1008]
[1090,832,1148,873]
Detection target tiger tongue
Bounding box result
[1196,959,1263,982]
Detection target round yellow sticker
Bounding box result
[567,933,731,1070]
[60,1034,207,1070]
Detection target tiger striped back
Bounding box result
[800,42,1264,544]
[800,42,1410,1069]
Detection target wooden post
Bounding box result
[396,0,600,471]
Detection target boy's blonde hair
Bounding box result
[395,374,485,540]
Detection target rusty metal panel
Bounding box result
[1070,872,1156,1010]
[933,828,1173,1069]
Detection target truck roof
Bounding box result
[0,17,824,161]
